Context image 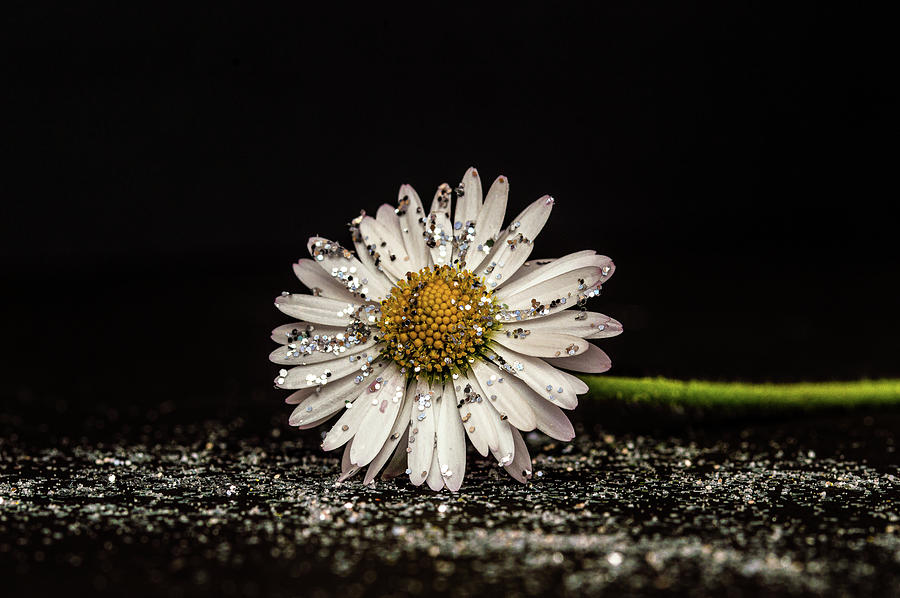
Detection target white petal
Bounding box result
[271,322,299,345]
[454,376,496,456]
[503,428,533,484]
[321,387,371,451]
[465,175,509,272]
[496,264,611,321]
[408,378,437,486]
[546,344,612,374]
[287,371,375,427]
[557,368,589,394]
[338,439,361,482]
[489,418,516,468]
[507,310,623,339]
[493,330,589,359]
[268,336,377,366]
[376,203,403,238]
[363,388,412,483]
[397,184,430,271]
[350,366,408,466]
[426,444,444,491]
[495,250,605,299]
[292,259,360,302]
[436,380,466,492]
[349,220,387,286]
[583,317,623,339]
[522,392,576,441]
[452,169,484,271]
[425,394,444,491]
[498,256,556,287]
[272,322,345,345]
[285,388,313,404]
[306,236,392,301]
[474,195,553,290]
[487,344,579,409]
[470,360,536,432]
[454,167,483,232]
[274,294,377,327]
[359,215,412,281]
[292,412,337,431]
[425,185,455,267]
[473,403,503,455]
[277,352,386,390]
[380,427,411,480]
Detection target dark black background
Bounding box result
[1,4,896,428]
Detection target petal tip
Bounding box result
[306,236,324,253]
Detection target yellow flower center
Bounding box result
[377,265,498,375]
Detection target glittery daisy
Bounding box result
[270,167,621,491]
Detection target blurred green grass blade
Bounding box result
[584,377,900,410]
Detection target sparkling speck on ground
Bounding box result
[1,410,897,597]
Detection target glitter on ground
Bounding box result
[0,412,897,597]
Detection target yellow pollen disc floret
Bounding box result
[377,265,499,375]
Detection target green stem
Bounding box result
[583,377,900,410]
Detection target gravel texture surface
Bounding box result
[1,411,898,597]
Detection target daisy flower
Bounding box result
[270,167,621,491]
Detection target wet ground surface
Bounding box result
[1,410,898,598]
